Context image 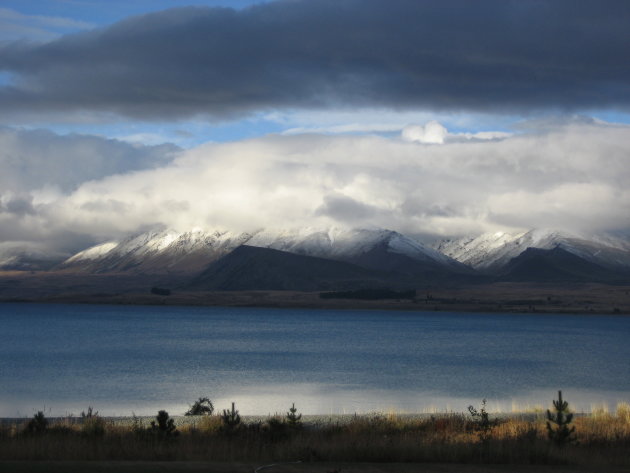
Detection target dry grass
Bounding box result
[1,407,629,467]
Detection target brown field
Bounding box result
[1,270,629,314]
[1,409,629,469]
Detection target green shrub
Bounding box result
[150,410,178,437]
[25,411,48,434]
[185,397,214,416]
[82,416,106,437]
[286,402,302,429]
[468,399,497,443]
[131,412,144,435]
[546,390,577,446]
[197,415,222,434]
[220,402,241,433]
[81,406,98,418]
[81,407,106,438]
[264,416,289,441]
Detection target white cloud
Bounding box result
[0,7,93,41]
[452,131,513,141]
[282,123,403,135]
[401,121,448,144]
[266,109,518,137]
[2,120,630,252]
[116,132,175,146]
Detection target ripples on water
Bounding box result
[0,303,628,416]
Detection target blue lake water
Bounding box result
[0,303,629,417]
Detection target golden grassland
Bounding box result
[1,404,629,468]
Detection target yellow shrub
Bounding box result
[616,402,630,424]
[197,415,222,434]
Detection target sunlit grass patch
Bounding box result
[1,402,629,466]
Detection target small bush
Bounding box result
[185,397,214,416]
[617,402,630,424]
[264,416,289,441]
[468,399,497,442]
[82,416,106,437]
[150,410,179,437]
[25,411,48,434]
[81,406,98,418]
[81,408,106,437]
[197,415,222,434]
[131,412,144,435]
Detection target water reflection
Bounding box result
[0,303,628,416]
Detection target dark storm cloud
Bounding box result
[2,195,35,216]
[316,194,380,223]
[0,0,629,120]
[0,127,179,193]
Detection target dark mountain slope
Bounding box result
[345,242,482,283]
[499,247,630,283]
[187,245,404,291]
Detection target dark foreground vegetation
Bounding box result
[1,396,629,468]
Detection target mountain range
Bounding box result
[3,227,630,291]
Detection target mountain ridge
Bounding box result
[4,226,630,286]
[433,228,630,274]
[57,226,466,277]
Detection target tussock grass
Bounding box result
[0,408,629,466]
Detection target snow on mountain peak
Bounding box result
[60,226,458,273]
[434,228,630,271]
[64,241,118,263]
[57,226,630,276]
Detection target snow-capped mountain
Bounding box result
[60,228,252,274]
[434,229,630,273]
[60,226,466,276]
[58,226,630,283]
[248,227,463,268]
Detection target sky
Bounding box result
[1,0,630,258]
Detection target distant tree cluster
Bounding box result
[150,286,171,296]
[320,288,416,300]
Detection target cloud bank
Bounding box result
[0,127,179,193]
[0,128,179,250]
[2,120,629,255]
[0,0,629,121]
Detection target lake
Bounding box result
[0,303,628,417]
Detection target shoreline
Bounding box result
[0,412,547,426]
[1,271,629,314]
[1,286,629,315]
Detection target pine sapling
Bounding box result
[546,390,576,446]
[221,402,241,431]
[286,402,302,429]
